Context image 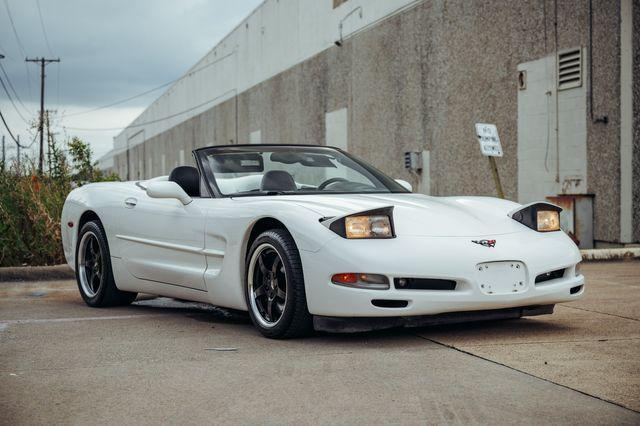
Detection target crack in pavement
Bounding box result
[412,332,640,415]
[439,336,640,347]
[560,305,639,322]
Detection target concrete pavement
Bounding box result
[1,262,638,425]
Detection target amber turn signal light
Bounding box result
[331,273,390,290]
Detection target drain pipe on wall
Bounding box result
[554,0,560,186]
[619,0,634,243]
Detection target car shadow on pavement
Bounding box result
[122,296,573,343]
[131,297,252,325]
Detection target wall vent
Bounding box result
[557,48,582,90]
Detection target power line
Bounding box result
[3,0,35,101]
[35,0,54,56]
[23,126,38,148]
[62,50,236,118]
[3,0,27,56]
[0,75,30,123]
[63,88,236,132]
[0,61,31,116]
[62,80,174,118]
[0,107,28,148]
[0,39,9,56]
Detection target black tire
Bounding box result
[244,229,313,339]
[75,220,137,307]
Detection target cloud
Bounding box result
[0,0,262,160]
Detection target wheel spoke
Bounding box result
[272,299,283,320]
[258,255,268,274]
[266,297,273,321]
[91,237,99,255]
[276,288,286,300]
[92,274,101,293]
[88,270,97,291]
[271,256,281,275]
[254,283,267,298]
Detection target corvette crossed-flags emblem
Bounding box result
[471,239,496,248]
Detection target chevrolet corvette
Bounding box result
[61,145,584,338]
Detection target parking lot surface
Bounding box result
[1,261,639,424]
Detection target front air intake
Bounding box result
[394,278,456,291]
[372,300,408,308]
[535,269,565,284]
[570,285,583,295]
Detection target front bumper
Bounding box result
[300,231,584,317]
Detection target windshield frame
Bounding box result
[194,144,410,198]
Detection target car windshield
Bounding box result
[196,146,408,197]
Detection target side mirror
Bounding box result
[146,181,192,205]
[395,179,412,192]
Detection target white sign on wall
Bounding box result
[474,123,503,157]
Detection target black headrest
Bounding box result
[260,170,297,192]
[169,166,200,197]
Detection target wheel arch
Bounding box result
[78,209,102,230]
[243,217,290,261]
[65,209,105,270]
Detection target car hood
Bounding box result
[280,193,526,237]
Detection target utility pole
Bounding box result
[16,134,21,172]
[26,57,60,174]
[0,56,5,170]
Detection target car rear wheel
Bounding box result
[75,220,137,307]
[245,229,312,339]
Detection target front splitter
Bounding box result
[312,304,555,333]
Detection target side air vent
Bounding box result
[394,278,456,291]
[557,48,582,90]
[535,268,565,284]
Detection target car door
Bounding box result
[117,189,207,291]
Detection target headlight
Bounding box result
[537,210,560,232]
[327,207,395,239]
[509,202,562,232]
[574,262,581,276]
[345,215,392,238]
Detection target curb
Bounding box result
[580,248,640,261]
[0,265,74,282]
[0,250,637,282]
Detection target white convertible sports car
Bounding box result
[61,144,584,338]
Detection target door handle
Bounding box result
[124,197,138,208]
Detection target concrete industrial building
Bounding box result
[99,0,640,247]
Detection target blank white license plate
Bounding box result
[476,261,528,295]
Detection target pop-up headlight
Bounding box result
[510,202,561,232]
[327,207,395,239]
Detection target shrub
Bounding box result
[0,137,118,267]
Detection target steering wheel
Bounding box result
[317,177,349,190]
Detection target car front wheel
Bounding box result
[245,229,312,339]
[75,220,137,307]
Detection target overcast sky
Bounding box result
[0,0,262,161]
